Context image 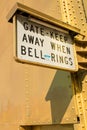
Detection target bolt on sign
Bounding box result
[14,14,78,71]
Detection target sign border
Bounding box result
[13,14,78,72]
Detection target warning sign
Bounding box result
[15,14,78,71]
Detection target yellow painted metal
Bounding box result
[0,1,77,129]
[60,0,87,69]
[81,0,87,22]
[20,125,74,130]
[12,5,78,125]
[31,125,74,130]
[60,1,87,130]
[22,69,77,125]
[60,0,87,35]
[73,70,87,130]
[8,2,79,124]
[0,0,87,130]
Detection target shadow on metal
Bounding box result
[45,70,73,124]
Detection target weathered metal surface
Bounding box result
[0,0,87,130]
[0,0,77,129]
[60,1,87,129]
[23,69,77,125]
[73,70,87,130]
[60,0,87,69]
[20,125,74,130]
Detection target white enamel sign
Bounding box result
[15,15,78,71]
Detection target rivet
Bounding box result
[73,11,75,13]
[82,90,85,92]
[84,98,87,101]
[77,1,80,3]
[85,80,87,83]
[81,18,84,20]
[79,106,82,109]
[78,95,80,98]
[80,112,83,115]
[74,118,76,121]
[74,16,76,19]
[82,125,85,128]
[83,30,86,33]
[78,6,81,8]
[82,23,84,26]
[80,11,82,14]
[72,107,75,109]
[78,101,81,103]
